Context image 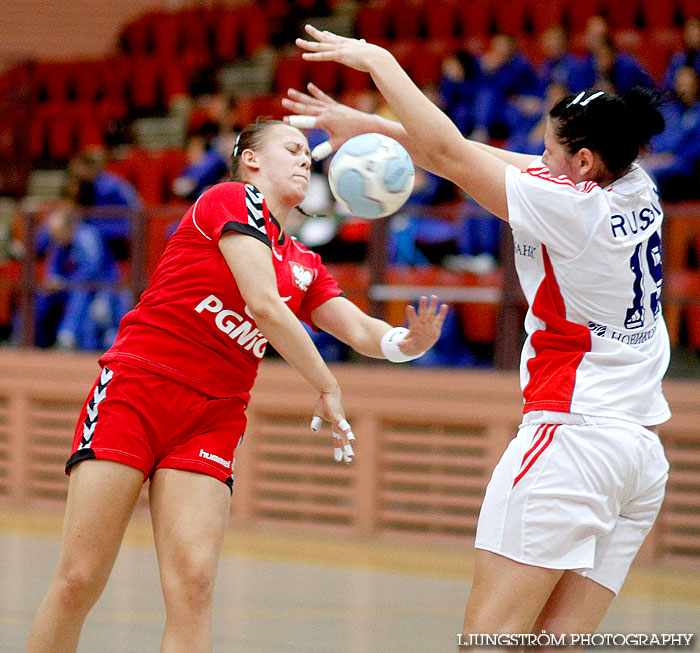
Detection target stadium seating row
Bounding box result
[355,0,699,42]
[104,148,188,207]
[119,6,269,62]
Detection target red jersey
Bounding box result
[101,182,343,403]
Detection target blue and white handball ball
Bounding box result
[328,133,415,219]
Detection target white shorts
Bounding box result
[474,412,669,595]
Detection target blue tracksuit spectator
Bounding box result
[172,143,229,201]
[537,27,589,94]
[645,66,700,200]
[33,208,127,349]
[68,150,142,260]
[579,38,655,95]
[663,18,700,91]
[472,34,539,141]
[438,51,483,136]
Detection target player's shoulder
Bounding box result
[198,181,249,202]
[288,236,323,264]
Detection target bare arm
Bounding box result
[296,27,539,220]
[219,232,353,447]
[283,85,538,174]
[311,295,448,359]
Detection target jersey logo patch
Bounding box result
[290,262,314,291]
[245,185,265,235]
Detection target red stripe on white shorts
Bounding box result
[512,424,560,488]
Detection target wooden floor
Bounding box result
[1,506,698,652]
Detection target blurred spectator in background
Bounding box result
[644,66,700,200]
[68,149,142,260]
[578,17,655,94]
[506,82,570,156]
[663,17,700,91]
[537,27,587,94]
[439,49,483,136]
[584,36,655,94]
[29,202,126,350]
[172,121,229,201]
[472,34,539,142]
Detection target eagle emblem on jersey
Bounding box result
[290,262,314,291]
[245,185,265,235]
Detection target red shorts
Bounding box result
[66,361,246,490]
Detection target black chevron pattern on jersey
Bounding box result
[79,366,113,450]
[245,184,266,234]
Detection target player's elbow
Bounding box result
[241,290,287,324]
[424,140,461,180]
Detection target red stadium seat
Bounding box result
[308,61,342,96]
[635,36,675,81]
[564,0,602,34]
[235,94,285,125]
[105,155,138,186]
[355,3,392,42]
[426,1,458,40]
[160,62,189,104]
[601,0,640,30]
[152,13,180,57]
[45,111,76,161]
[157,149,189,204]
[120,14,154,54]
[70,62,101,102]
[341,65,372,94]
[274,56,306,94]
[34,62,71,104]
[240,6,269,58]
[29,113,47,160]
[530,0,565,33]
[213,9,239,61]
[493,0,529,36]
[680,0,700,21]
[128,57,160,111]
[177,9,209,56]
[131,150,165,206]
[408,39,455,88]
[76,117,105,150]
[641,0,675,29]
[390,0,422,40]
[455,0,492,37]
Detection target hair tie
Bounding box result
[568,90,605,108]
[233,132,241,157]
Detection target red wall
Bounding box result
[0,0,167,61]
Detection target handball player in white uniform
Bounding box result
[290,26,671,641]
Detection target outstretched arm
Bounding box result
[283,83,538,172]
[311,294,448,360]
[296,26,521,220]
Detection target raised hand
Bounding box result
[399,295,449,358]
[283,83,373,160]
[295,24,383,72]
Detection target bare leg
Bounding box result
[532,571,614,650]
[149,468,231,653]
[27,460,144,653]
[463,550,564,634]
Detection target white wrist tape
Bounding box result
[380,327,424,363]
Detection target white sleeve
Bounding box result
[505,160,607,259]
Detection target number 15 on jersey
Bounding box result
[625,229,662,330]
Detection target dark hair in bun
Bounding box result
[549,87,665,176]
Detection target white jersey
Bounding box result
[505,158,671,425]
